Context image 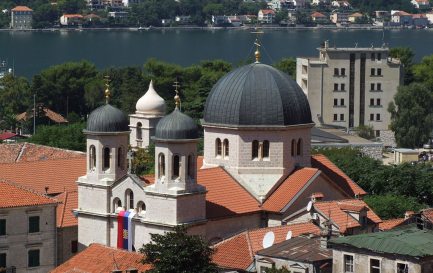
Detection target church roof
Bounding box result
[0,180,58,209]
[203,63,312,127]
[135,80,166,115]
[51,243,151,273]
[85,104,129,133]
[154,108,198,140]
[212,222,321,271]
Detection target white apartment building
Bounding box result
[296,41,402,144]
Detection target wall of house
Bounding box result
[0,204,57,273]
[255,255,322,273]
[56,226,78,265]
[205,213,262,242]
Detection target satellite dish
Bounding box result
[286,230,292,240]
[307,201,313,212]
[262,231,275,249]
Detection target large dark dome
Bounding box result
[85,104,129,133]
[155,108,198,140]
[203,63,312,127]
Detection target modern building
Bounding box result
[10,6,33,29]
[258,9,276,24]
[329,225,433,273]
[330,11,349,25]
[0,180,58,272]
[296,42,402,145]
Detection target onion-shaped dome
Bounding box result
[155,108,198,140]
[85,104,129,133]
[135,80,166,115]
[203,63,312,127]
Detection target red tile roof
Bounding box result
[213,222,321,271]
[0,132,18,141]
[312,154,367,197]
[198,167,261,219]
[422,208,433,222]
[379,218,407,231]
[16,107,68,123]
[51,243,151,273]
[313,199,382,233]
[262,168,320,212]
[260,9,275,15]
[311,11,326,17]
[394,11,412,16]
[62,14,84,18]
[55,191,78,228]
[0,157,85,194]
[0,142,84,164]
[0,180,57,209]
[11,6,33,12]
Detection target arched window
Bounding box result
[297,138,303,156]
[223,139,229,158]
[89,145,96,170]
[117,147,124,170]
[187,154,195,178]
[137,201,146,214]
[158,153,165,178]
[113,198,122,213]
[103,147,111,170]
[125,189,134,210]
[252,140,259,159]
[291,139,296,157]
[173,155,180,179]
[262,140,270,159]
[136,122,142,140]
[216,138,222,157]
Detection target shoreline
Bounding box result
[0,25,422,32]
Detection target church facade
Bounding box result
[76,60,367,251]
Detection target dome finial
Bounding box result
[173,79,181,109]
[252,29,264,63]
[104,75,111,104]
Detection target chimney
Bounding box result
[320,220,332,249]
[311,192,324,203]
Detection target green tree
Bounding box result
[355,124,375,140]
[0,74,31,129]
[389,47,414,85]
[140,226,217,273]
[389,83,433,148]
[32,3,59,28]
[132,145,155,176]
[273,58,296,78]
[413,55,433,88]
[364,194,425,220]
[274,10,288,24]
[28,122,86,151]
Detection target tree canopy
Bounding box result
[140,226,217,273]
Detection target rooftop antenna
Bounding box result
[104,75,111,104]
[173,79,181,110]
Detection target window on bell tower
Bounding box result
[262,140,270,159]
[136,122,142,140]
[117,147,124,170]
[103,147,110,170]
[158,153,165,178]
[187,154,195,179]
[216,138,222,157]
[252,140,259,159]
[297,139,303,156]
[173,155,180,179]
[223,139,229,158]
[89,145,96,171]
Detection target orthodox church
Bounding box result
[76,50,366,251]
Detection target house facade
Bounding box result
[258,9,276,24]
[10,6,33,29]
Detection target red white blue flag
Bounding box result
[117,211,136,251]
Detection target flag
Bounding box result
[127,211,136,251]
[122,211,130,250]
[117,210,125,249]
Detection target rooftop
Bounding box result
[0,180,57,209]
[330,225,433,257]
[11,6,33,12]
[16,107,68,123]
[379,218,407,231]
[55,191,78,228]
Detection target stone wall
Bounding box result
[313,143,383,160]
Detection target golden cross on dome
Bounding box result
[251,28,264,63]
[104,75,111,104]
[173,79,181,109]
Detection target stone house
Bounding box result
[10,6,33,29]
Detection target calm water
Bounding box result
[1,28,433,79]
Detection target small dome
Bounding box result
[203,63,312,127]
[136,80,166,115]
[85,104,129,133]
[155,108,198,140]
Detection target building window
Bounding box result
[29,216,39,233]
[371,83,375,91]
[136,122,142,140]
[377,68,382,76]
[340,114,345,121]
[158,153,165,178]
[377,53,382,61]
[333,114,338,121]
[89,145,96,171]
[334,99,338,106]
[376,114,381,121]
[71,240,78,254]
[341,83,345,90]
[137,201,146,213]
[341,68,346,76]
[291,139,296,156]
[262,140,270,159]
[223,139,229,158]
[370,98,374,106]
[371,68,375,76]
[173,155,180,178]
[396,263,408,273]
[334,68,339,75]
[371,53,375,60]
[0,219,5,236]
[252,140,259,159]
[344,255,354,273]
[216,138,222,157]
[377,83,382,90]
[334,83,338,91]
[0,253,5,268]
[28,249,40,267]
[113,198,122,212]
[127,190,134,210]
[341,98,345,106]
[187,155,194,178]
[297,139,302,156]
[377,98,381,106]
[118,147,124,170]
[370,258,380,273]
[103,147,110,170]
[370,114,374,121]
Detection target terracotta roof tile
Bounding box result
[0,180,57,208]
[312,154,366,197]
[422,208,433,222]
[262,168,320,213]
[0,132,18,141]
[11,6,33,12]
[0,157,85,194]
[198,167,261,219]
[311,11,326,17]
[379,218,407,231]
[55,191,78,228]
[51,243,151,273]
[213,222,321,270]
[16,107,68,123]
[314,199,382,233]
